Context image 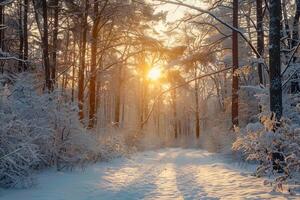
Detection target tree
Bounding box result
[41,0,51,91]
[269,0,282,120]
[51,0,59,85]
[18,0,24,71]
[256,0,264,85]
[0,4,4,52]
[232,0,239,127]
[194,69,200,139]
[88,0,99,128]
[23,0,28,69]
[78,0,88,121]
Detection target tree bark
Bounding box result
[0,5,4,51]
[256,0,264,85]
[269,0,283,120]
[0,5,4,73]
[78,0,88,121]
[194,69,200,139]
[171,88,178,139]
[42,0,51,91]
[114,65,122,127]
[88,0,99,128]
[51,0,59,85]
[232,0,239,127]
[23,0,28,70]
[18,1,24,71]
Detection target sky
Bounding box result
[151,0,208,45]
[154,0,207,22]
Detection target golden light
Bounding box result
[148,67,161,81]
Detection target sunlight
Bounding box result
[148,67,161,81]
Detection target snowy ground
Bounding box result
[0,148,298,200]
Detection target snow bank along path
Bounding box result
[0,148,298,200]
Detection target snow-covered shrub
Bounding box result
[96,127,137,160]
[233,87,300,193]
[0,73,103,187]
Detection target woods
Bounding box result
[0,0,300,196]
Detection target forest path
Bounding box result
[0,148,296,200]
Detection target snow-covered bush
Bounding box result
[0,72,131,188]
[233,87,300,193]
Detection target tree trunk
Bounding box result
[194,69,200,139]
[114,66,122,127]
[23,0,28,70]
[78,0,88,121]
[232,0,239,127]
[18,1,24,71]
[171,87,178,139]
[88,0,99,128]
[51,0,59,85]
[256,0,264,85]
[0,5,3,51]
[269,0,283,120]
[42,0,51,91]
[0,5,4,73]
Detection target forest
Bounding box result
[0,0,300,199]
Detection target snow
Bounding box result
[0,148,298,200]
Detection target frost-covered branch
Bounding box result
[142,65,233,126]
[281,41,300,76]
[156,0,264,63]
[0,0,14,6]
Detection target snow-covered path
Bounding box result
[0,148,297,200]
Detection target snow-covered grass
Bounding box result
[1,148,298,200]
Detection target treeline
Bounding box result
[0,0,167,130]
[0,0,299,143]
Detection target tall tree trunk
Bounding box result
[256,0,264,85]
[88,0,99,128]
[171,88,178,139]
[0,5,4,73]
[42,0,51,91]
[269,0,283,120]
[0,5,3,51]
[78,0,88,121]
[51,0,59,85]
[194,69,200,139]
[114,66,122,127]
[18,1,24,71]
[23,0,28,70]
[232,0,239,127]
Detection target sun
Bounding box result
[148,67,161,81]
